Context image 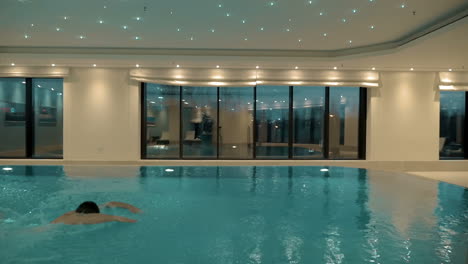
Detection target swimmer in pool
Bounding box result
[51,201,141,225]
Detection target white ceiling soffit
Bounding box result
[0,0,467,58]
[130,68,379,87]
[439,71,468,90]
[0,66,69,77]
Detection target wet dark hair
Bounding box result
[75,201,100,214]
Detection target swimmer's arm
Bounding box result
[102,201,142,214]
[93,214,137,224]
[52,214,136,225]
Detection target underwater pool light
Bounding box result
[165,169,175,172]
[2,167,13,171]
[320,168,329,172]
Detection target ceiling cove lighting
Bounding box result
[439,85,455,90]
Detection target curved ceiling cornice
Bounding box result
[0,2,467,58]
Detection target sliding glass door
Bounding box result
[144,84,180,158]
[141,84,366,160]
[255,86,290,159]
[293,86,325,159]
[0,78,26,157]
[219,87,254,159]
[182,87,218,158]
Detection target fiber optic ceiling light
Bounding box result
[2,0,466,54]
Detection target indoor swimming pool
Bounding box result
[0,166,467,263]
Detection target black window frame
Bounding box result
[439,91,468,160]
[141,84,367,160]
[0,77,64,159]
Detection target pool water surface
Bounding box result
[0,166,467,264]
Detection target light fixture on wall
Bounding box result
[255,65,260,69]
[449,69,453,72]
[93,64,97,67]
[136,64,140,68]
[51,64,56,67]
[333,66,337,70]
[11,63,15,66]
[176,64,180,68]
[295,66,299,69]
[410,68,414,71]
[216,65,220,68]
[372,67,376,70]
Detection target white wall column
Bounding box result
[367,72,440,161]
[63,68,140,161]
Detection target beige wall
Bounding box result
[59,68,444,162]
[367,72,440,161]
[63,68,140,161]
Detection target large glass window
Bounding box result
[440,91,465,159]
[0,78,26,157]
[293,86,325,159]
[219,87,254,159]
[255,86,290,159]
[141,84,366,160]
[33,79,63,158]
[145,84,180,158]
[329,87,360,159]
[0,78,63,159]
[182,87,218,158]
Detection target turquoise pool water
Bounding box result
[0,166,467,264]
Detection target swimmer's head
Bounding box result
[75,201,100,214]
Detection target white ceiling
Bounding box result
[1,17,467,71]
[0,0,467,51]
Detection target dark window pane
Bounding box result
[329,87,359,159]
[0,78,26,157]
[256,86,289,159]
[182,87,217,158]
[32,79,63,158]
[219,87,254,159]
[293,86,325,159]
[145,84,180,158]
[440,91,465,158]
